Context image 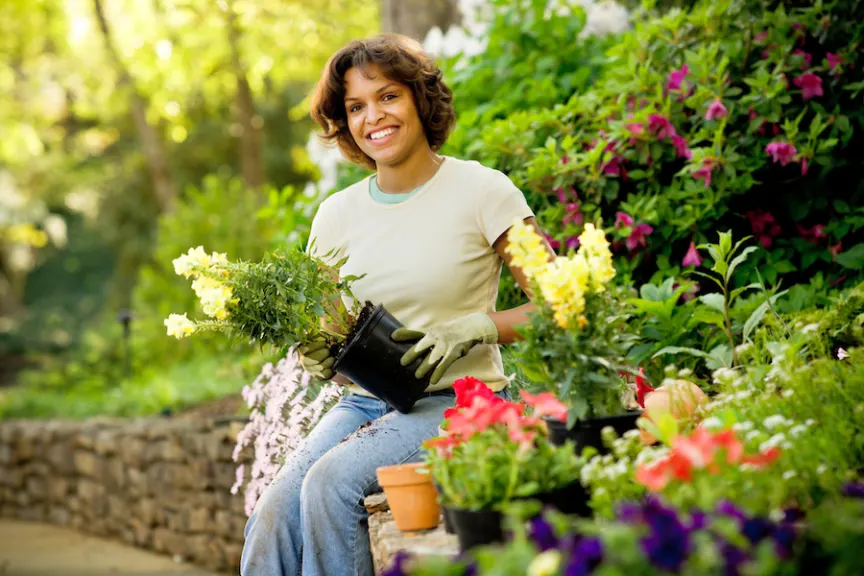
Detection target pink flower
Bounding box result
[830,242,843,260]
[563,202,583,227]
[648,114,677,139]
[797,223,826,243]
[746,209,781,248]
[671,135,692,159]
[602,156,625,176]
[693,159,714,188]
[545,234,561,251]
[626,223,654,251]
[826,52,843,72]
[793,49,812,69]
[704,99,728,121]
[682,242,702,267]
[615,211,634,228]
[666,64,689,91]
[565,236,580,250]
[801,157,808,176]
[625,122,644,137]
[765,141,798,166]
[519,390,568,422]
[793,73,823,100]
[754,31,768,42]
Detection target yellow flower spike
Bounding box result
[164,313,197,338]
[505,219,548,278]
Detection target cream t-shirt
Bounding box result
[308,156,534,393]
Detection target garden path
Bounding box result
[0,519,227,576]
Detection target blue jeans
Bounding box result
[240,392,456,576]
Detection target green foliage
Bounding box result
[514,287,636,422]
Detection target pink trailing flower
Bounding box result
[826,52,843,73]
[692,159,714,188]
[792,49,812,69]
[671,135,692,159]
[704,99,728,121]
[667,64,689,91]
[746,209,781,248]
[797,223,826,243]
[626,224,654,251]
[793,73,823,100]
[563,202,583,227]
[615,211,634,228]
[648,114,677,139]
[765,141,799,166]
[682,242,703,267]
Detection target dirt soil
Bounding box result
[0,519,227,576]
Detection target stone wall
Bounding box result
[0,417,250,572]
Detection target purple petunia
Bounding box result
[528,516,559,551]
[564,535,604,576]
[842,482,864,499]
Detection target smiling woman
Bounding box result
[240,34,556,576]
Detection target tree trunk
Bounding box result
[225,0,266,190]
[92,0,177,214]
[380,0,461,40]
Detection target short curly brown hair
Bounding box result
[310,34,456,170]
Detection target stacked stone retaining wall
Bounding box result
[0,417,249,572]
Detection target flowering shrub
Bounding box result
[230,352,341,515]
[164,246,359,350]
[505,221,635,422]
[423,377,581,510]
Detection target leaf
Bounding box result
[743,289,789,341]
[836,244,864,269]
[706,344,733,370]
[726,246,759,282]
[698,293,725,313]
[693,308,725,329]
[653,346,713,360]
[730,282,762,302]
[691,270,725,291]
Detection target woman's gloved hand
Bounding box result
[391,312,498,385]
[298,338,335,382]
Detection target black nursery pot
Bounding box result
[442,505,456,534]
[546,412,642,455]
[536,480,592,517]
[445,506,504,551]
[333,304,431,414]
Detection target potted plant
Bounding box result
[164,246,432,412]
[505,220,642,454]
[423,377,585,551]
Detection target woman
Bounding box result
[241,33,554,576]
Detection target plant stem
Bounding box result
[723,280,739,366]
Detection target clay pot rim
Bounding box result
[376,462,434,487]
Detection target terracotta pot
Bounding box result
[376,462,441,532]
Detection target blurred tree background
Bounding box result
[0,0,385,417]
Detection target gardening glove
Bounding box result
[298,338,335,382]
[391,312,498,385]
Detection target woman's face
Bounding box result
[343,64,427,167]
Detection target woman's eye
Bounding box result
[383,93,397,101]
[350,105,362,113]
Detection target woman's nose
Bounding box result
[366,104,384,125]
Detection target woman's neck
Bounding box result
[375,146,444,194]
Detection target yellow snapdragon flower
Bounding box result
[536,255,589,328]
[191,276,234,320]
[578,224,615,291]
[505,219,549,278]
[173,246,211,278]
[164,313,196,339]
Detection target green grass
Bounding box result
[0,354,252,420]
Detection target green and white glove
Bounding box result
[298,338,335,382]
[391,312,499,385]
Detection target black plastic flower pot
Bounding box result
[535,480,592,517]
[333,303,431,414]
[445,506,504,551]
[442,505,456,534]
[545,412,642,455]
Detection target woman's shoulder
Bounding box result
[316,175,372,215]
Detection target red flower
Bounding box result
[746,209,781,248]
[425,434,462,458]
[563,202,584,227]
[682,241,702,267]
[801,156,809,176]
[625,122,644,137]
[635,368,655,409]
[797,223,826,243]
[741,446,781,468]
[793,73,823,100]
[453,376,496,407]
[826,52,843,73]
[830,242,843,260]
[544,234,561,251]
[520,390,568,422]
[792,49,812,69]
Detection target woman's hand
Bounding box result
[391,312,498,384]
[298,338,335,382]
